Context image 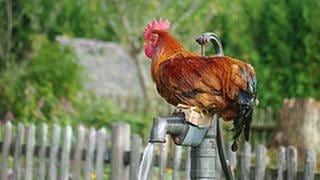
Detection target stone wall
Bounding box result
[56,36,149,98]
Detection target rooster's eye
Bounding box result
[150,34,159,46]
[150,34,156,41]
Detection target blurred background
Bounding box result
[0,0,319,148]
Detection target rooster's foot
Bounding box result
[173,104,211,127]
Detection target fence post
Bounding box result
[304,149,316,180]
[61,126,73,180]
[84,128,96,180]
[49,124,61,180]
[241,142,251,180]
[130,134,142,180]
[276,146,286,180]
[111,122,131,180]
[96,128,108,180]
[254,145,267,180]
[73,125,86,179]
[13,123,25,180]
[25,124,36,180]
[0,122,12,180]
[38,124,48,180]
[286,146,298,180]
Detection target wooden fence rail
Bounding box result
[0,122,319,180]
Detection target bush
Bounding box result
[0,35,83,123]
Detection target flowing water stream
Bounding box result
[138,143,155,180]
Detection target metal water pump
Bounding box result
[148,33,234,180]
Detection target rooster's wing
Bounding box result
[156,56,256,116]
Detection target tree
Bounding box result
[0,0,18,68]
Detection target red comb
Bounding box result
[144,18,170,40]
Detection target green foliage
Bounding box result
[0,36,83,123]
[27,35,83,100]
[19,0,114,40]
[209,0,320,108]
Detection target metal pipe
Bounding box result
[208,33,224,56]
[190,122,216,180]
[195,32,224,56]
[148,115,220,179]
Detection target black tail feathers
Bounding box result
[231,91,254,151]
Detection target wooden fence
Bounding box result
[0,122,142,180]
[148,141,319,180]
[0,122,318,180]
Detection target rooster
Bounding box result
[143,18,257,151]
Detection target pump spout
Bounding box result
[148,117,167,143]
[148,116,187,143]
[148,116,209,146]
